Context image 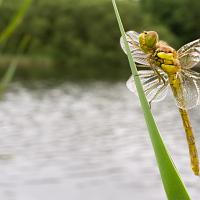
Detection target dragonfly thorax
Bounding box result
[149,42,181,75]
[138,31,181,75]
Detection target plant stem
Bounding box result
[112,0,191,199]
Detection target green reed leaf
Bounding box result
[0,0,32,96]
[112,0,191,199]
[0,0,32,44]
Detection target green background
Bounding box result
[0,0,199,81]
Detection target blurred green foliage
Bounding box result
[0,0,198,81]
[140,0,200,45]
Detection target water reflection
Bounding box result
[0,82,199,200]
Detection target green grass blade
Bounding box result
[0,35,31,96]
[0,60,17,95]
[0,0,32,96]
[112,0,191,199]
[0,0,32,44]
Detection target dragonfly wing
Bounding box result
[120,31,150,66]
[127,69,169,103]
[178,39,200,69]
[183,68,200,79]
[172,70,200,110]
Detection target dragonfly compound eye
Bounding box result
[139,31,159,53]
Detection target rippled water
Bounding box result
[0,82,200,200]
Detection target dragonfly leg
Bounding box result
[143,68,166,94]
[154,68,166,85]
[148,69,168,105]
[149,101,152,109]
[127,34,140,49]
[148,81,168,106]
[143,68,167,107]
[144,82,165,107]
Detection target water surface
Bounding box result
[0,82,200,200]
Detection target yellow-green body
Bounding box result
[169,74,199,175]
[139,31,199,175]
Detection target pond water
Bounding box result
[0,82,200,200]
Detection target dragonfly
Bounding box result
[120,30,200,175]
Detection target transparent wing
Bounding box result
[120,31,150,66]
[126,69,169,103]
[172,70,200,110]
[177,39,200,69]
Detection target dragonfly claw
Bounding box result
[149,101,152,109]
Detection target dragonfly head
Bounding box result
[139,31,158,53]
